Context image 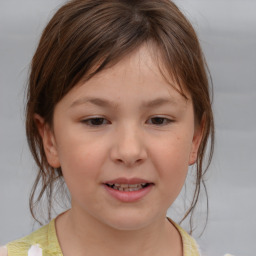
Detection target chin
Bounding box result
[101,211,158,231]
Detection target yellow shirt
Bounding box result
[5,218,200,256]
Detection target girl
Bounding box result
[0,0,215,255]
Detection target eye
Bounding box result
[81,117,110,126]
[147,116,173,125]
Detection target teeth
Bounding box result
[106,183,149,191]
[129,184,138,188]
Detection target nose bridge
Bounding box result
[111,122,147,166]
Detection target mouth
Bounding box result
[103,178,153,202]
[105,183,151,192]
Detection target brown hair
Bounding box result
[26,0,214,233]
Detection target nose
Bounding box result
[110,124,147,167]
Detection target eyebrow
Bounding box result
[70,96,179,109]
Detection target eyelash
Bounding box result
[81,117,110,126]
[147,116,173,125]
[81,116,173,127]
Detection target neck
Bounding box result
[56,209,182,256]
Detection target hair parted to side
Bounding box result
[26,0,214,233]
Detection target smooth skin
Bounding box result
[35,44,203,256]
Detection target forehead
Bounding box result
[57,44,191,112]
[78,43,190,99]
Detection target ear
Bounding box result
[189,115,205,166]
[34,114,60,168]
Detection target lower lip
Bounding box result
[103,184,153,202]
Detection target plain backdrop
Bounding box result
[0,1,256,255]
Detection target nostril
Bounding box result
[115,157,144,166]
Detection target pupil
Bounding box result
[152,117,164,124]
[92,118,104,125]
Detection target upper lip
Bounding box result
[104,177,153,185]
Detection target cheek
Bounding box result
[151,134,192,197]
[55,134,106,189]
[153,134,192,172]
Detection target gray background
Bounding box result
[0,0,255,255]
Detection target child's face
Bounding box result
[39,44,202,230]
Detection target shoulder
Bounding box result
[7,224,48,255]
[177,227,201,256]
[167,218,201,256]
[0,244,43,256]
[168,219,236,256]
[5,219,61,256]
[0,246,7,256]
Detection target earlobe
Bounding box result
[34,114,60,168]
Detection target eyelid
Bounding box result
[81,116,111,126]
[146,116,174,125]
